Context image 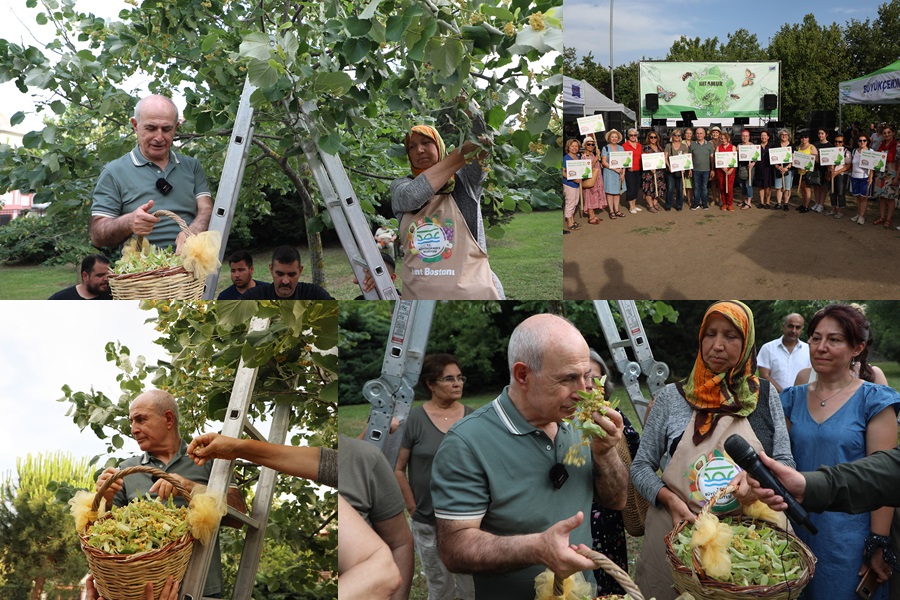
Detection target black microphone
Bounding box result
[724,433,817,535]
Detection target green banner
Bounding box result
[640,62,780,122]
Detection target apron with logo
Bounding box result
[400,193,500,300]
[634,411,762,600]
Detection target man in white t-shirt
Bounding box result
[757,313,811,392]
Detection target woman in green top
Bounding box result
[394,354,475,600]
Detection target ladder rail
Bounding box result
[202,78,256,300]
[362,300,435,467]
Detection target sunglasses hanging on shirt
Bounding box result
[156,178,174,196]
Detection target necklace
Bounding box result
[811,377,854,407]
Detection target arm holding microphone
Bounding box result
[749,446,900,515]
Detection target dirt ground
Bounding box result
[563,192,900,299]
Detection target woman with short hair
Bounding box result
[601,129,627,220]
[623,128,644,214]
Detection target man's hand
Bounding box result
[730,471,759,506]
[746,451,806,510]
[357,269,376,293]
[95,468,122,505]
[149,472,195,501]
[588,407,623,457]
[536,512,597,579]
[187,433,240,466]
[130,200,159,237]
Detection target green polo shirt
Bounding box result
[431,387,596,600]
[689,139,715,171]
[113,440,223,597]
[91,146,211,249]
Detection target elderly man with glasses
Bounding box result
[90,95,213,252]
[431,314,627,600]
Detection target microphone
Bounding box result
[724,433,817,535]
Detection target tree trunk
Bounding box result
[30,575,44,600]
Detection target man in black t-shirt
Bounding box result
[240,246,334,300]
[48,255,113,300]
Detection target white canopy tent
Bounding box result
[563,75,636,121]
[838,60,900,126]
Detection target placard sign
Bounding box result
[577,114,606,135]
[818,147,845,167]
[715,151,738,169]
[608,151,633,169]
[738,145,761,162]
[860,149,888,172]
[768,146,792,165]
[668,153,694,172]
[791,152,815,171]
[566,159,592,180]
[642,152,666,170]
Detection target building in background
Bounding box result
[0,112,36,225]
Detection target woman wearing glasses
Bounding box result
[394,354,475,600]
[581,135,607,224]
[631,301,794,600]
[871,124,899,230]
[850,135,875,225]
[623,128,644,214]
[640,131,664,213]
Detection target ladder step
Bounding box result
[226,505,261,530]
[243,421,265,441]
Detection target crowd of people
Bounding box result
[563,123,900,231]
[346,302,900,600]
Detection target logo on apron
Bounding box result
[406,215,454,263]
[687,448,740,513]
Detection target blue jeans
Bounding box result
[692,171,710,207]
[665,171,685,209]
[740,179,753,200]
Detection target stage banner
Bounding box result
[640,62,780,120]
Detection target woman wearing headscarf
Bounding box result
[391,124,503,299]
[631,301,794,600]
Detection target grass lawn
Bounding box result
[0,210,561,300]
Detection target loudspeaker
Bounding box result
[606,112,624,133]
[807,110,836,131]
[763,94,778,111]
[645,93,659,112]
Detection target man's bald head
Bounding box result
[508,313,584,377]
[132,389,180,429]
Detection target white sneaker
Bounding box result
[824,209,834,216]
[834,213,843,219]
[635,206,643,211]
[629,208,638,214]
[814,204,824,213]
[858,216,865,225]
[850,215,860,222]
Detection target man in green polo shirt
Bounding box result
[95,390,245,598]
[90,95,212,251]
[431,314,629,599]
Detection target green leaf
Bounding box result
[22,130,42,149]
[239,32,273,62]
[320,380,338,403]
[386,95,409,112]
[112,434,124,449]
[217,300,259,328]
[525,110,551,136]
[486,105,506,130]
[247,58,281,89]
[10,111,26,125]
[311,352,338,373]
[318,132,342,155]
[313,71,353,95]
[385,15,412,42]
[428,38,464,77]
[480,5,515,20]
[195,111,214,133]
[342,37,372,64]
[359,0,381,19]
[201,32,219,53]
[345,17,372,37]
[35,12,47,25]
[485,225,506,239]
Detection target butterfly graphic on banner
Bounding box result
[742,69,755,87]
[657,85,676,102]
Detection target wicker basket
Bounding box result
[108,210,206,300]
[664,485,816,600]
[80,465,195,600]
[616,435,649,537]
[551,547,644,600]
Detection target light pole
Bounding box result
[609,0,615,102]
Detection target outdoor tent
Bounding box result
[563,75,636,121]
[838,59,900,125]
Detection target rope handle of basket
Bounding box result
[551,547,645,600]
[92,465,193,511]
[135,209,194,249]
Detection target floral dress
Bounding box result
[582,151,607,211]
[641,144,667,198]
[873,138,899,201]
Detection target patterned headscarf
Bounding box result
[406,125,455,193]
[680,300,760,445]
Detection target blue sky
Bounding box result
[565,0,884,64]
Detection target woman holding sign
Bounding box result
[872,124,899,230]
[581,135,607,224]
[641,131,664,213]
[755,130,774,209]
[663,129,689,211]
[601,129,627,220]
[563,137,583,233]
[623,128,644,214]
[716,133,737,211]
[773,129,794,211]
[850,135,875,225]
[737,129,756,210]
[795,131,818,213]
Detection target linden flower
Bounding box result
[528,12,546,32]
[503,22,516,37]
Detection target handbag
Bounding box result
[738,165,750,181]
[805,169,822,186]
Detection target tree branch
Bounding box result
[345,166,396,181]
